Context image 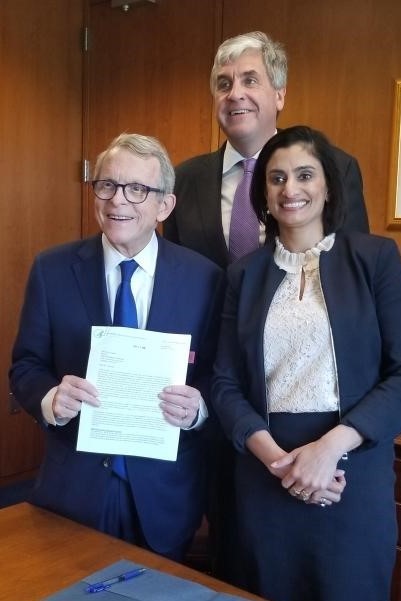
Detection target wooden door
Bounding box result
[83,0,219,236]
[0,0,84,482]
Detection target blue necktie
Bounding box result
[113,260,139,328]
[112,260,138,479]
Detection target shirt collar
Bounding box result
[102,231,158,277]
[222,136,276,174]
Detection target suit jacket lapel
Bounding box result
[146,236,179,331]
[196,146,229,264]
[243,249,286,414]
[72,235,111,325]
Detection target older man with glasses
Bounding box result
[10,133,224,562]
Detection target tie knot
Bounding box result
[119,260,138,282]
[243,157,256,174]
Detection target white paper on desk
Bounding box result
[76,326,191,461]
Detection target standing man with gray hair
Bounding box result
[164,31,369,266]
[10,133,224,562]
[163,31,369,583]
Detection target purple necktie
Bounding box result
[229,158,259,262]
[112,260,138,480]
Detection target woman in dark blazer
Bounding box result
[212,125,401,601]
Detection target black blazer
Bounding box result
[164,143,370,268]
[212,232,401,449]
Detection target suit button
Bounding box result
[103,457,111,468]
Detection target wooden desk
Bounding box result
[0,503,264,601]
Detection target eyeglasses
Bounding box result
[92,180,165,204]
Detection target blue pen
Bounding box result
[86,567,147,594]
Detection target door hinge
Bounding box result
[83,26,89,52]
[82,159,91,183]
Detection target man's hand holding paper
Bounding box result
[158,384,201,429]
[77,326,192,461]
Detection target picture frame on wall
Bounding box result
[387,80,401,229]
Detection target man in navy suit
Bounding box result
[164,31,369,267]
[9,133,224,562]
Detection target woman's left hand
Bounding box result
[303,470,346,507]
[271,438,342,499]
[271,424,363,503]
[158,384,201,429]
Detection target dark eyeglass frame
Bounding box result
[91,179,165,204]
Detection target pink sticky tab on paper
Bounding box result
[188,351,195,364]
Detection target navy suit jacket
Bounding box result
[212,232,401,452]
[164,143,370,268]
[10,234,225,554]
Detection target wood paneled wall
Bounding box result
[0,0,83,482]
[1,0,401,482]
[84,0,401,244]
[220,0,401,243]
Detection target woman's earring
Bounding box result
[266,208,270,215]
[325,193,329,203]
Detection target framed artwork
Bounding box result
[387,80,401,229]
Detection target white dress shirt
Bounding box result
[103,231,157,329]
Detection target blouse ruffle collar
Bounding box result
[274,233,335,274]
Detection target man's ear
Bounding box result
[157,193,176,223]
[276,87,286,112]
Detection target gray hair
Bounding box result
[93,133,175,194]
[210,31,287,92]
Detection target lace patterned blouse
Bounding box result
[264,234,340,413]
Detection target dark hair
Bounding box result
[251,125,345,240]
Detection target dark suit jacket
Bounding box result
[10,234,224,555]
[212,232,401,450]
[164,143,370,268]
